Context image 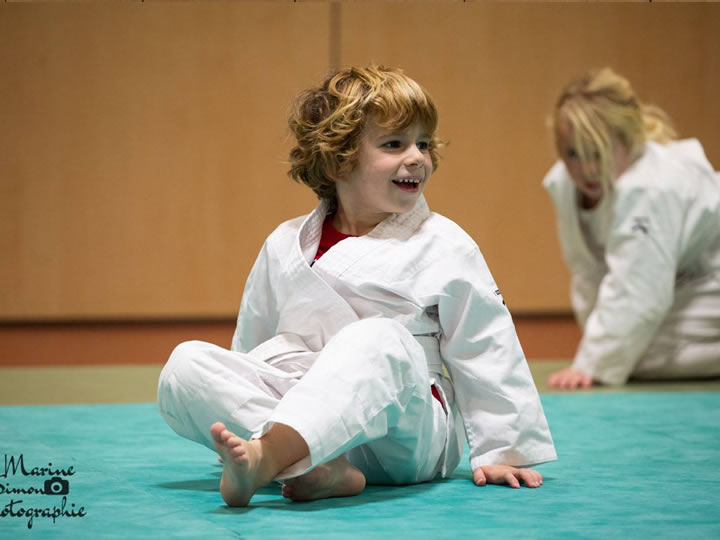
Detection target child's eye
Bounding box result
[382,140,402,149]
[566,148,578,160]
[417,141,430,151]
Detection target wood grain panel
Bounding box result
[339,2,720,311]
[1,2,718,320]
[0,3,328,319]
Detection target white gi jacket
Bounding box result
[231,195,556,473]
[544,139,720,384]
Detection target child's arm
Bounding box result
[437,246,557,477]
[567,184,684,386]
[231,240,281,353]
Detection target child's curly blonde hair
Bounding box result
[288,65,443,201]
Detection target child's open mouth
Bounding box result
[392,178,422,191]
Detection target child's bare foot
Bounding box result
[210,422,273,507]
[281,455,366,502]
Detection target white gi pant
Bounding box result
[157,319,449,484]
[632,277,720,380]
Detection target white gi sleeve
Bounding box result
[570,271,604,328]
[231,240,281,353]
[543,162,606,328]
[573,185,682,384]
[437,247,556,471]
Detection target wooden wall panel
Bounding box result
[0,3,327,319]
[1,2,718,320]
[339,2,720,311]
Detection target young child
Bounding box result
[158,65,556,507]
[544,67,720,390]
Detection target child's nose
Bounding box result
[403,146,424,167]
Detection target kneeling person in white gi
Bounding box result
[158,64,557,507]
[544,67,720,390]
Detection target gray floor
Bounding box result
[1,361,719,406]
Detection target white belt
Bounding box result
[415,335,443,374]
[248,332,309,362]
[250,331,444,375]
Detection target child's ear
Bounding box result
[324,166,342,183]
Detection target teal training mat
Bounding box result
[1,393,719,539]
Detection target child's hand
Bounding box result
[472,465,543,488]
[548,367,593,390]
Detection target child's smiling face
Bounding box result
[332,118,434,234]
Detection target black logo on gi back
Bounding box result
[631,216,650,235]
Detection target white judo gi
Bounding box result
[544,139,720,385]
[158,196,557,482]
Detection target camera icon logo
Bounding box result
[44,476,70,496]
